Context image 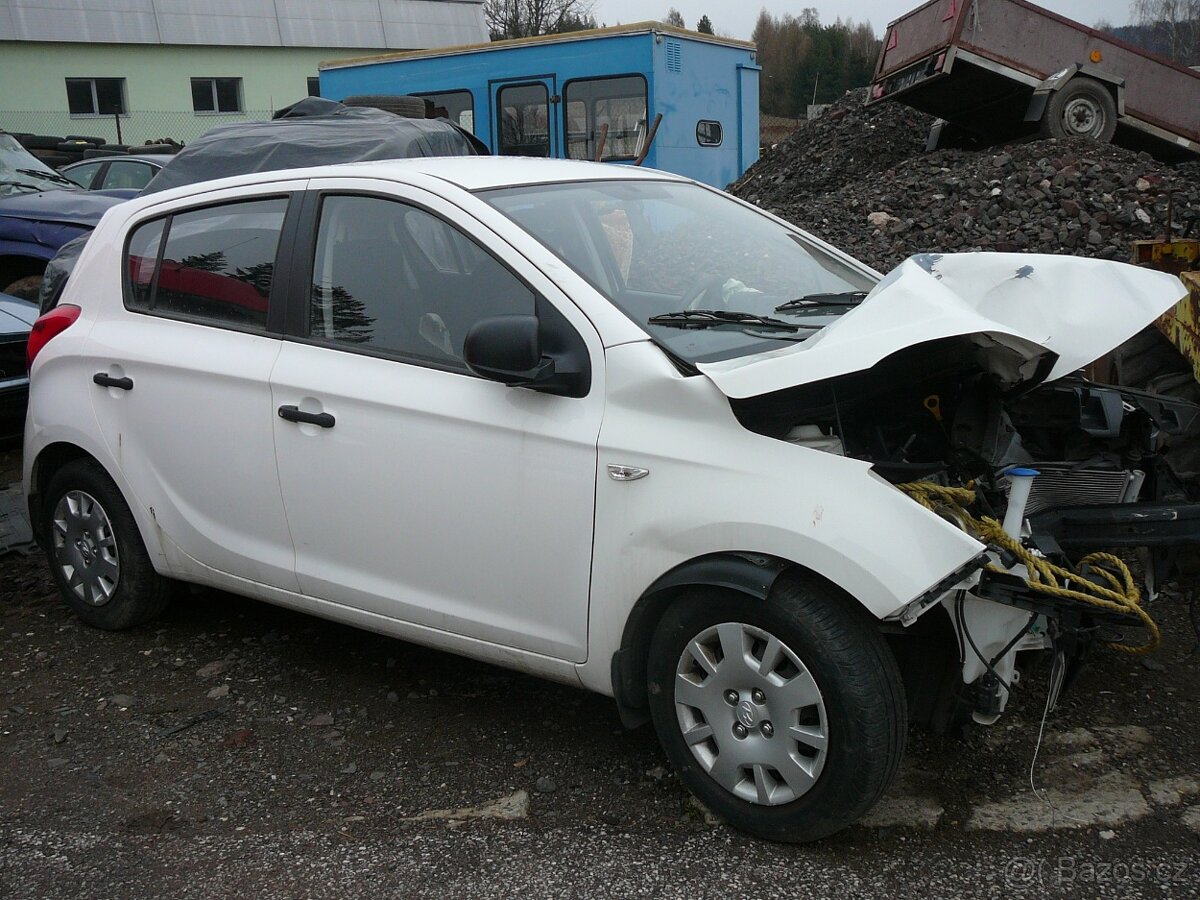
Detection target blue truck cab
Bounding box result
[319,23,760,188]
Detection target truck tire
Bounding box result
[64,135,106,146]
[1043,79,1118,143]
[343,94,428,119]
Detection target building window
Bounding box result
[307,77,321,98]
[191,77,243,114]
[66,78,127,116]
[564,75,647,161]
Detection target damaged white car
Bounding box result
[23,159,1193,842]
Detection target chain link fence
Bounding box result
[0,110,276,148]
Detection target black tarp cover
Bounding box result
[141,99,484,195]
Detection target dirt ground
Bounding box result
[0,447,1197,898]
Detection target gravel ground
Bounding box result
[730,89,1200,273]
[1,448,1198,897]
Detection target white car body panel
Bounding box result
[697,254,1189,398]
[575,340,988,696]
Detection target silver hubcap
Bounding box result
[52,490,120,606]
[674,622,828,806]
[1063,97,1103,137]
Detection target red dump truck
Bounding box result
[869,0,1200,157]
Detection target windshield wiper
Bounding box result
[774,291,869,312]
[648,310,815,332]
[0,180,40,194]
[16,168,75,187]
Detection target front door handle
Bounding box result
[93,372,133,391]
[278,405,335,428]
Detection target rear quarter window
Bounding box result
[123,197,288,331]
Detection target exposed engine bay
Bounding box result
[730,334,1200,730]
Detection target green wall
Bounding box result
[0,42,389,144]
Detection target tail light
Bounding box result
[26,304,81,370]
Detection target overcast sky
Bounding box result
[595,1,1135,40]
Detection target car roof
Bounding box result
[133,157,688,208]
[62,154,166,169]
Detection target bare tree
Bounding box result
[485,0,598,39]
[1130,0,1200,63]
[664,7,685,27]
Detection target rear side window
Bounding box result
[124,197,287,331]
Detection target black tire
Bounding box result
[3,275,43,301]
[647,573,906,842]
[82,148,126,159]
[42,459,172,630]
[64,135,106,146]
[136,143,178,155]
[19,134,65,150]
[56,141,92,154]
[342,94,428,118]
[1043,78,1118,143]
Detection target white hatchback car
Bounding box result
[23,158,1190,841]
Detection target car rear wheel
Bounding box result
[646,574,906,842]
[43,460,172,630]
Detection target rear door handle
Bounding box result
[93,373,133,391]
[278,405,335,428]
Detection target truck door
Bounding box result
[492,78,558,158]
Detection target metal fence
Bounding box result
[0,110,276,147]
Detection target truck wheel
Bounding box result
[343,94,428,119]
[646,575,906,842]
[1044,79,1117,142]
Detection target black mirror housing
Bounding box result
[464,313,590,398]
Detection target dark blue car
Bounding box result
[0,132,128,300]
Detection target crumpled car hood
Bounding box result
[697,253,1188,399]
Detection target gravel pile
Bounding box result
[732,89,1200,272]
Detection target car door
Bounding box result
[269,179,605,661]
[88,183,304,591]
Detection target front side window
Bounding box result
[483,180,876,364]
[66,78,126,116]
[124,197,287,331]
[564,76,647,161]
[419,90,474,132]
[496,83,550,157]
[191,77,243,113]
[309,195,534,368]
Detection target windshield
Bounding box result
[481,180,877,363]
[0,133,76,199]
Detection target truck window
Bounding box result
[564,75,647,161]
[497,83,550,157]
[419,90,474,132]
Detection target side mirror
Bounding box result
[463,315,554,386]
[464,314,590,398]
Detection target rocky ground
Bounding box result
[0,440,1198,898]
[731,90,1200,273]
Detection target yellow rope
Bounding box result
[898,481,1159,654]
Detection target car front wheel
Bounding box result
[647,574,906,842]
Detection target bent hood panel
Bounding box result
[697,253,1188,399]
